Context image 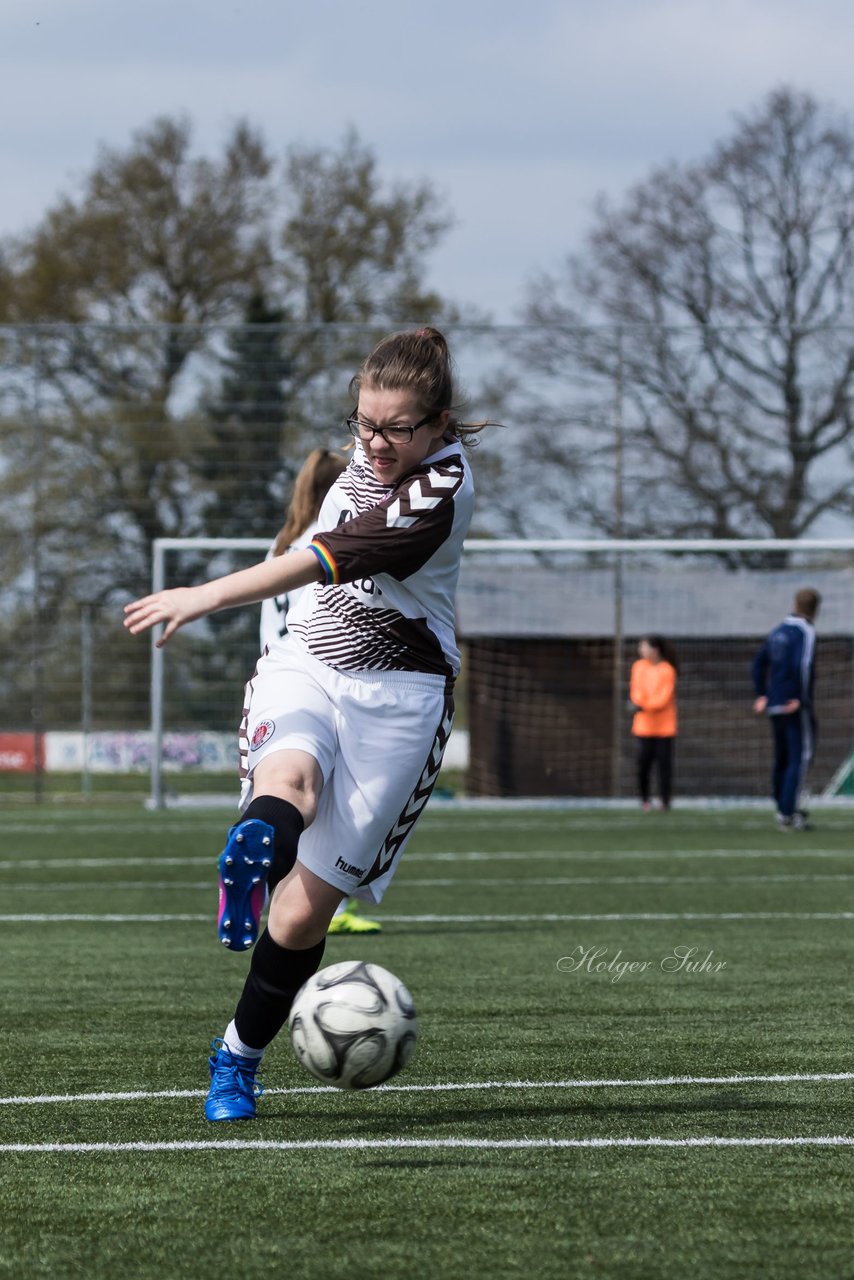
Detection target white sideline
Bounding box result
[2,848,852,871]
[3,911,854,923]
[4,1071,854,1107]
[372,912,854,923]
[0,914,211,922]
[0,856,216,869]
[6,872,854,893]
[2,1136,854,1153]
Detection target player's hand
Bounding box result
[752,695,768,714]
[782,698,801,713]
[123,585,215,646]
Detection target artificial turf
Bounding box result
[1,803,852,1278]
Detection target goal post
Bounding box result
[148,538,270,810]
[146,537,854,809]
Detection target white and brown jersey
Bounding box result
[285,441,473,679]
[258,524,318,653]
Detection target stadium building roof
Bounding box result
[456,563,854,638]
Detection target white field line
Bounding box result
[4,881,215,892]
[0,856,216,869]
[3,1136,854,1153]
[4,1071,854,1107]
[3,816,853,836]
[0,814,838,829]
[417,811,854,824]
[358,912,854,923]
[395,873,854,886]
[407,849,854,861]
[5,873,854,893]
[1,848,853,871]
[4,911,854,924]
[0,914,210,922]
[0,823,224,835]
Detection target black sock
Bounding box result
[234,929,326,1049]
[241,795,304,892]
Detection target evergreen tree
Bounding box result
[202,291,294,541]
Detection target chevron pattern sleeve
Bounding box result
[287,445,474,679]
[309,457,467,585]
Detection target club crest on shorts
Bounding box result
[250,719,275,751]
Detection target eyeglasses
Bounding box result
[345,411,436,446]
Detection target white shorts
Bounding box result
[238,639,453,904]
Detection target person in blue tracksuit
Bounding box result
[752,588,821,830]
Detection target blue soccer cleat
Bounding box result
[205,1039,264,1122]
[216,819,274,950]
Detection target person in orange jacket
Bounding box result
[629,635,679,811]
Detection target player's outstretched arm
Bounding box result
[123,584,218,645]
[123,549,323,647]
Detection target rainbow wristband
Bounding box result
[308,540,340,585]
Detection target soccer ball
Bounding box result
[289,960,417,1089]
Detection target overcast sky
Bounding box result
[3,0,854,321]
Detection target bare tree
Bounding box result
[279,128,451,325]
[0,118,457,587]
[520,88,854,539]
[0,118,459,726]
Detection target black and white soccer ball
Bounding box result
[289,960,417,1089]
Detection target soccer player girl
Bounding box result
[261,447,382,937]
[124,326,497,1121]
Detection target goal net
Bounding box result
[147,538,854,808]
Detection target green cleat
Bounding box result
[327,901,382,935]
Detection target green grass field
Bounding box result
[1,802,853,1279]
